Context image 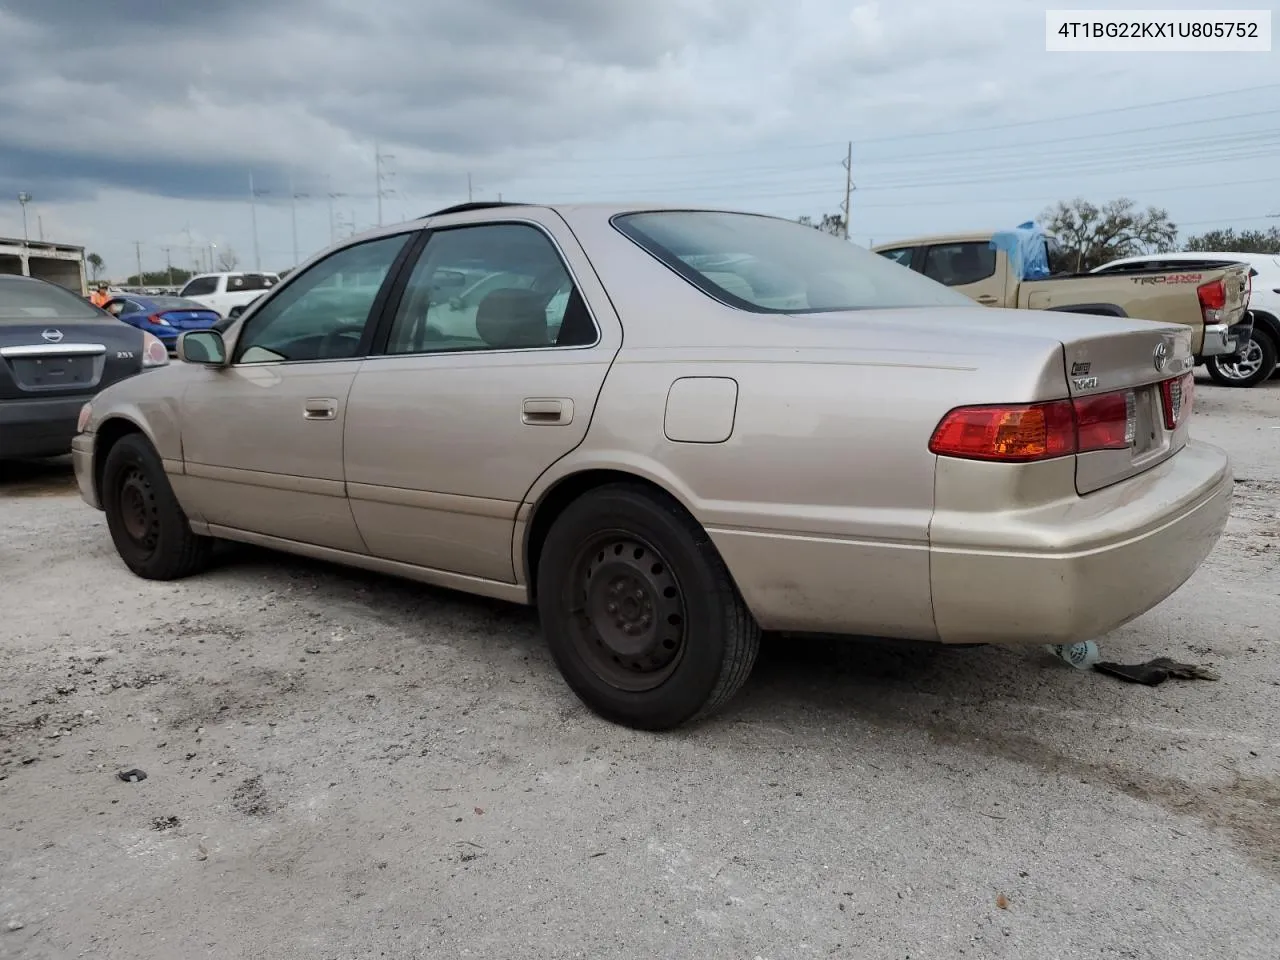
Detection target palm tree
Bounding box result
[87,253,104,281]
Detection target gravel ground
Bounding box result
[2,375,1278,960]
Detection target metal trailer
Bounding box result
[0,237,89,296]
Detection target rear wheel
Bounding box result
[1206,330,1277,388]
[536,484,761,731]
[102,434,212,580]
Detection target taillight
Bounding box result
[1074,390,1135,450]
[1197,279,1226,324]
[929,401,1076,462]
[146,313,171,326]
[930,388,1139,462]
[1160,372,1194,430]
[141,332,170,367]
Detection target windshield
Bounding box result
[0,277,104,322]
[613,210,975,313]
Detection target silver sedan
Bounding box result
[72,202,1232,729]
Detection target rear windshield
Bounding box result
[613,211,974,313]
[0,278,103,322]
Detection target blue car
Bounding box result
[102,294,221,350]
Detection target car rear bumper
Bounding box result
[71,432,99,508]
[0,396,89,459]
[929,440,1232,645]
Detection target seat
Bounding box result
[474,288,551,349]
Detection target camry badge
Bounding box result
[41,328,64,343]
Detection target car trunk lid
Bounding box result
[1060,321,1195,495]
[0,323,126,401]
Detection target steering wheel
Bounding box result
[317,322,366,359]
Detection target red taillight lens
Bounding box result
[931,388,1141,462]
[1075,390,1136,450]
[1160,372,1194,430]
[929,401,1076,462]
[146,313,166,325]
[1197,279,1226,322]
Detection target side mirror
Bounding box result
[177,330,228,366]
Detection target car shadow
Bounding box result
[0,456,78,497]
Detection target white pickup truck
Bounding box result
[178,271,279,318]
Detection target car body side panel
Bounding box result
[175,361,367,552]
[523,341,1076,638]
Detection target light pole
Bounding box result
[289,176,308,267]
[17,193,31,242]
[248,171,270,271]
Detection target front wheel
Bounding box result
[102,433,213,580]
[536,484,761,731]
[1206,331,1278,388]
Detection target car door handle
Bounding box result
[522,398,573,425]
[975,295,999,305]
[303,398,338,420]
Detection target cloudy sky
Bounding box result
[0,0,1276,280]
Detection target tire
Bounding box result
[101,433,212,580]
[1205,329,1278,388]
[536,483,761,731]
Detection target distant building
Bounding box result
[0,237,88,296]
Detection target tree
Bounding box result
[87,253,104,281]
[125,268,194,287]
[1184,226,1280,254]
[216,247,239,271]
[797,212,847,237]
[1039,197,1177,272]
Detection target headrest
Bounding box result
[475,288,550,349]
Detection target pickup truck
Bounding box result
[872,229,1253,365]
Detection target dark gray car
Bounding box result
[1,275,170,459]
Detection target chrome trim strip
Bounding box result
[0,343,108,357]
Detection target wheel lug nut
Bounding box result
[606,603,617,614]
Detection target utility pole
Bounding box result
[17,193,31,241]
[133,241,143,286]
[209,242,217,272]
[160,246,174,287]
[326,175,347,246]
[289,176,308,266]
[375,141,395,226]
[249,171,270,271]
[37,216,44,241]
[840,141,853,240]
[467,173,473,203]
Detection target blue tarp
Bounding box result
[989,221,1050,281]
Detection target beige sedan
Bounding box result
[72,202,1232,729]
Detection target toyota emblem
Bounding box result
[41,328,64,343]
[1152,341,1168,372]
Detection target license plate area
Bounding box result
[1130,384,1162,457]
[8,354,103,391]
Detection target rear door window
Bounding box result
[180,277,219,297]
[922,243,997,287]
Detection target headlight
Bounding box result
[77,402,93,433]
[141,332,170,367]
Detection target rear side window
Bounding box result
[180,277,219,296]
[877,247,915,267]
[922,243,997,287]
[227,274,277,292]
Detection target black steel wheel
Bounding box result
[536,483,760,730]
[102,433,212,580]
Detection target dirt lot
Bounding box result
[2,377,1278,960]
